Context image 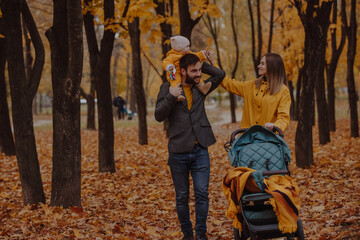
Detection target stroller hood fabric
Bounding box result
[228,125,291,170]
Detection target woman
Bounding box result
[220,53,291,131]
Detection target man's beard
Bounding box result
[185,74,201,85]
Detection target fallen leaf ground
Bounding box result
[1,118,359,239]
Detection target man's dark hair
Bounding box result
[179,53,200,71]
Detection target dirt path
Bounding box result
[32,104,243,128]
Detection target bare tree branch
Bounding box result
[268,0,275,52]
[140,48,162,78]
[22,0,45,100]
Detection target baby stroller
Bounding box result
[224,125,304,240]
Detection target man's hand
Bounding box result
[265,122,275,131]
[169,83,182,97]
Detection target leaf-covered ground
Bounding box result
[1,119,359,239]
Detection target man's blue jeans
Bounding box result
[168,144,210,236]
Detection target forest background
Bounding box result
[0,0,360,239]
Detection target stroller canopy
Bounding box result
[228,125,291,171]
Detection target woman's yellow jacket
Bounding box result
[221,76,291,131]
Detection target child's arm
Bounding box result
[162,55,176,73]
[191,50,208,62]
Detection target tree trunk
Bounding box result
[82,0,100,131]
[32,93,38,115]
[0,18,16,156]
[39,93,43,113]
[203,12,225,113]
[87,91,96,129]
[312,94,316,126]
[22,12,36,117]
[268,0,275,53]
[83,0,123,172]
[46,0,82,207]
[80,86,96,130]
[22,16,33,84]
[95,0,116,172]
[126,52,131,105]
[178,0,194,40]
[295,38,315,168]
[293,0,333,168]
[203,9,225,113]
[289,80,296,120]
[111,45,120,99]
[326,0,346,132]
[203,14,223,70]
[248,0,262,76]
[256,0,262,67]
[178,0,206,40]
[130,73,137,113]
[345,0,359,138]
[229,0,239,123]
[229,93,236,123]
[294,67,303,120]
[154,0,174,137]
[144,63,151,99]
[82,0,97,130]
[154,0,173,136]
[129,17,148,145]
[2,0,45,204]
[204,0,237,123]
[315,37,330,145]
[154,0,173,84]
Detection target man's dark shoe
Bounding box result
[182,234,194,240]
[195,233,208,240]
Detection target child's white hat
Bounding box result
[170,36,190,51]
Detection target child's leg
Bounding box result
[169,76,185,101]
[196,79,212,95]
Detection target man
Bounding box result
[155,53,225,240]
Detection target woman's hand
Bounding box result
[265,122,275,131]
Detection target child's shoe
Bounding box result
[196,82,212,95]
[177,95,185,101]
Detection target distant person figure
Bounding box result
[162,35,212,101]
[113,95,126,120]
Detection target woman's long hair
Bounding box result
[255,53,288,95]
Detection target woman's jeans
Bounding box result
[168,144,210,236]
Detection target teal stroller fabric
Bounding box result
[228,125,291,171]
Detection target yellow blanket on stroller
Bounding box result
[222,167,300,233]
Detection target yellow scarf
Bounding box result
[182,85,193,110]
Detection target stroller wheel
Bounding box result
[233,227,241,240]
[233,227,249,240]
[295,218,304,240]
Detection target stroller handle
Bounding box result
[262,170,290,176]
[230,126,284,144]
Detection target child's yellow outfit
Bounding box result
[221,76,291,131]
[162,49,207,88]
[162,35,212,100]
